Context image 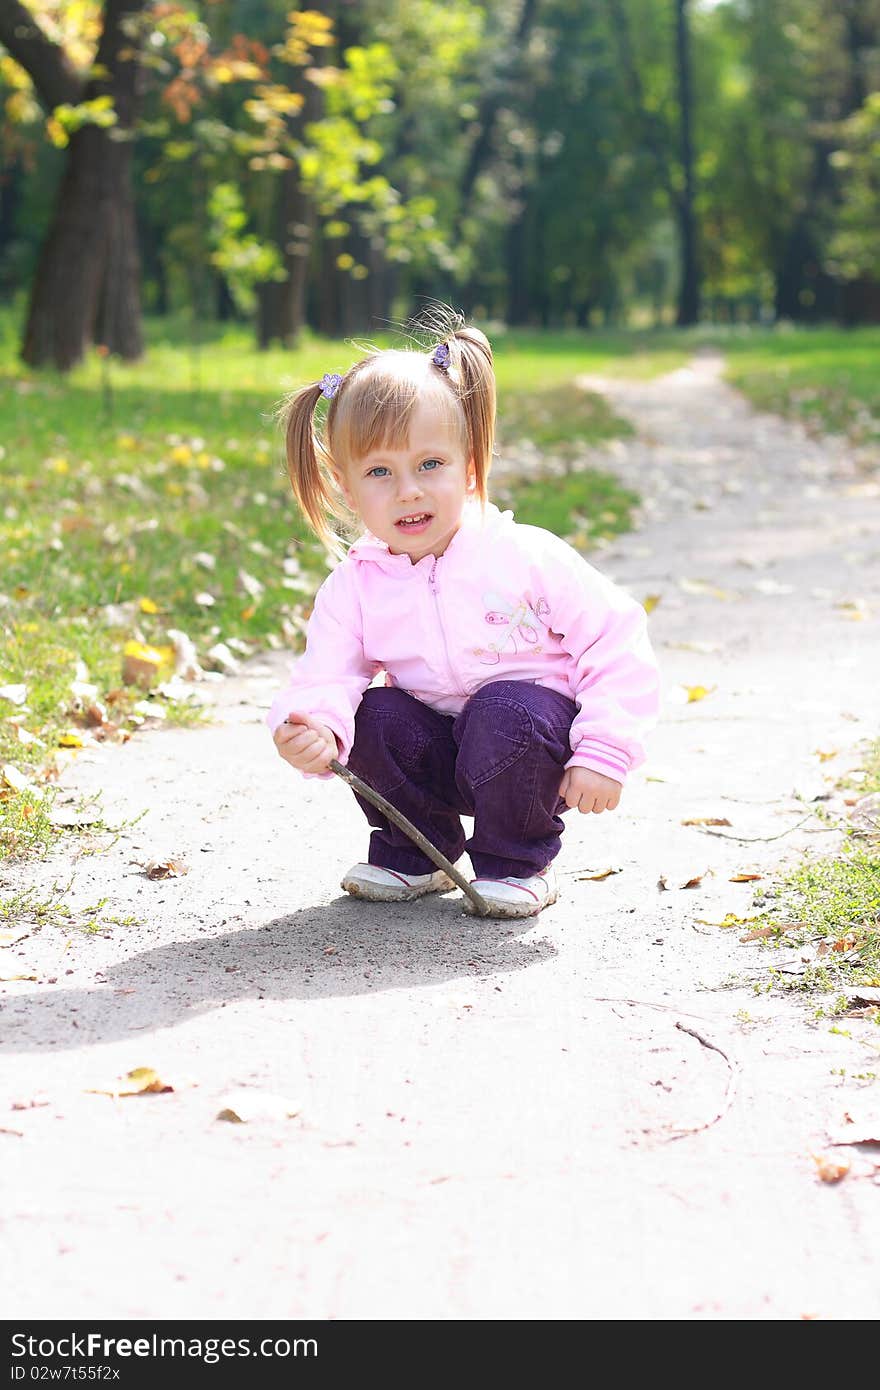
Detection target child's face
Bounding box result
[336,397,474,563]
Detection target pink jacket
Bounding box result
[267,502,660,782]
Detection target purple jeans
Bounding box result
[346,681,578,880]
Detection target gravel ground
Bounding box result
[2,352,879,1321]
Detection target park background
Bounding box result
[0,0,878,898]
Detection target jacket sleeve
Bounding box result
[265,563,379,774]
[540,533,660,783]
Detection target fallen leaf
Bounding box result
[811,1152,850,1183]
[657,875,669,891]
[87,1066,174,1099]
[216,1090,301,1123]
[143,858,189,879]
[666,640,723,654]
[831,934,858,953]
[813,749,837,762]
[695,913,760,929]
[730,873,762,882]
[681,817,731,827]
[577,867,622,881]
[642,594,662,614]
[57,733,84,749]
[678,577,736,600]
[1,763,34,793]
[0,972,38,982]
[119,1067,173,1096]
[835,598,870,621]
[680,872,707,889]
[122,641,168,689]
[682,684,716,703]
[739,925,779,942]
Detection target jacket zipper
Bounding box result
[429,557,467,697]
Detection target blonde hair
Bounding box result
[280,313,496,555]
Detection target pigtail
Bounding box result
[445,324,496,503]
[279,382,348,557]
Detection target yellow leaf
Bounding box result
[57,733,83,749]
[683,684,716,703]
[730,873,762,882]
[122,641,171,689]
[119,1067,173,1096]
[642,594,662,614]
[678,577,735,600]
[813,749,837,762]
[681,816,731,826]
[2,763,33,792]
[811,1152,850,1184]
[577,867,622,881]
[696,913,761,928]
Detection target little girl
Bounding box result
[268,316,660,919]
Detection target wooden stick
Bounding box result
[664,1021,740,1140]
[329,759,491,916]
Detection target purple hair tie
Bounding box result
[431,342,450,371]
[320,372,343,399]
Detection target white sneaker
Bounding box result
[341,863,454,902]
[464,864,559,919]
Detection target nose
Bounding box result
[396,471,423,502]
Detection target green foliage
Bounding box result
[828,93,880,282]
[207,182,284,312]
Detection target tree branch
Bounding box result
[0,0,83,110]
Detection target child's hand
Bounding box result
[559,767,622,814]
[274,712,338,775]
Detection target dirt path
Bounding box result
[2,353,879,1320]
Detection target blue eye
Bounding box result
[420,458,442,471]
[366,466,390,478]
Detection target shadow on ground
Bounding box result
[1,893,557,1053]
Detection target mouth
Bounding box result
[394,512,433,532]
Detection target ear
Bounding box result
[332,467,355,509]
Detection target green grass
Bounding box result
[748,739,880,1013]
[718,325,880,444]
[0,310,655,860]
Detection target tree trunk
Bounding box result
[17,0,146,369]
[257,165,315,348]
[0,155,23,296]
[674,0,700,325]
[505,197,530,325]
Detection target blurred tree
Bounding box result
[0,0,146,367]
[606,0,701,324]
